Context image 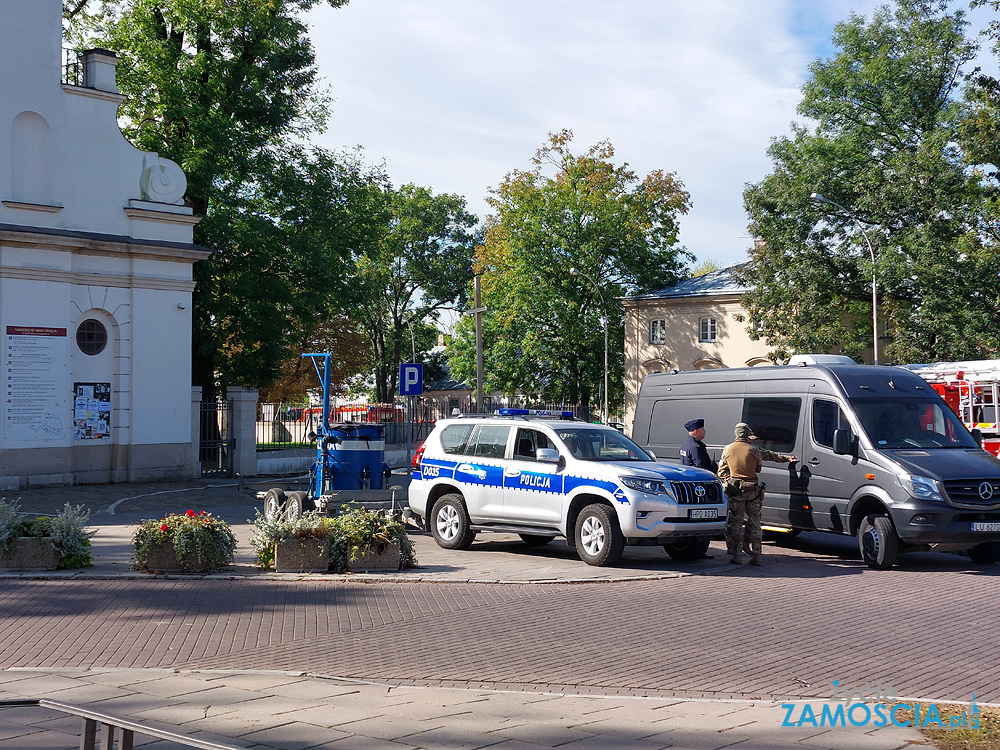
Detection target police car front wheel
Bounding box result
[431,494,476,550]
[575,504,624,567]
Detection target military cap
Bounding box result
[684,418,705,432]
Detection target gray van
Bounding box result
[631,360,1000,568]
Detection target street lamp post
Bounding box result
[569,267,608,424]
[810,192,879,366]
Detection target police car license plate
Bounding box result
[690,508,717,519]
[972,522,1000,532]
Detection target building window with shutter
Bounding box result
[699,317,717,343]
[649,319,667,344]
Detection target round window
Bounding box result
[76,319,107,356]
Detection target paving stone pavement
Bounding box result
[0,478,986,748]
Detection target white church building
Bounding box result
[1,0,208,487]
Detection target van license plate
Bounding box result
[690,508,717,519]
[972,522,1000,532]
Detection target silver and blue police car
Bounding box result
[407,410,726,566]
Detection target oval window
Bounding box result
[76,319,107,356]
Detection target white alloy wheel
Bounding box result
[436,502,460,541]
[580,514,606,557]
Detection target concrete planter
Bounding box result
[142,542,214,575]
[275,538,330,573]
[350,538,401,572]
[0,537,60,571]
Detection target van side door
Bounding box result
[801,398,857,533]
[741,396,804,528]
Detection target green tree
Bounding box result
[741,0,1000,364]
[353,185,479,402]
[448,130,691,415]
[66,0,361,395]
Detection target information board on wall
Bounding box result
[73,382,111,440]
[4,326,69,441]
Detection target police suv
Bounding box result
[407,410,726,566]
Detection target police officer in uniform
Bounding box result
[679,418,717,473]
[717,422,797,565]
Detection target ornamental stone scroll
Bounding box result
[138,155,187,205]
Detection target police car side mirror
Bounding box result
[832,428,855,456]
[536,448,560,464]
[647,450,657,461]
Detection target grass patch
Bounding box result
[896,702,1000,750]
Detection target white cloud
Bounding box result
[306,0,990,269]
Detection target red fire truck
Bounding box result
[900,359,1000,456]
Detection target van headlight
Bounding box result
[620,476,668,494]
[899,475,943,502]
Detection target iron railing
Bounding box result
[62,48,86,86]
[0,698,242,750]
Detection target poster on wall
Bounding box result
[4,326,69,441]
[73,382,111,440]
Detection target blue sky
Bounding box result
[306,1,994,271]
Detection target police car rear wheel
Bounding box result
[858,514,898,570]
[518,534,555,547]
[662,537,710,561]
[575,504,624,566]
[431,494,476,550]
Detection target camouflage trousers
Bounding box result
[725,483,764,556]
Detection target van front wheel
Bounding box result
[858,514,898,570]
[967,541,1000,564]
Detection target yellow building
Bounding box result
[622,267,773,434]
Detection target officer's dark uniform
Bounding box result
[679,418,717,473]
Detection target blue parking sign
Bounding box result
[399,363,423,396]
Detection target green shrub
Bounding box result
[250,506,416,572]
[0,499,94,568]
[132,510,236,574]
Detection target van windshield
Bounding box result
[553,427,653,462]
[851,398,978,449]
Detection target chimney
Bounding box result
[82,48,120,94]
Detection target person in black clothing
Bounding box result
[679,418,718,473]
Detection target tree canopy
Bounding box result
[741,0,1000,364]
[66,0,374,396]
[448,130,691,414]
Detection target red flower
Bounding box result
[160,524,168,531]
[186,509,196,516]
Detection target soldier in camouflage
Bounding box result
[717,422,797,566]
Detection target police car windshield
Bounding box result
[554,427,653,462]
[851,398,978,450]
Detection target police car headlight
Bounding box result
[899,475,943,502]
[620,476,668,494]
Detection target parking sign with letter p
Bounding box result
[399,363,423,396]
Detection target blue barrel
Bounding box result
[329,422,388,490]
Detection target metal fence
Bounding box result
[257,397,595,448]
[62,48,85,86]
[200,400,233,476]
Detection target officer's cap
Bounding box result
[734,422,757,440]
[684,419,705,432]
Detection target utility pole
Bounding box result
[464,277,488,413]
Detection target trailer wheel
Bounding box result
[263,489,285,521]
[284,491,306,522]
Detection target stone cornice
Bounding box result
[60,83,125,105]
[0,265,196,292]
[0,223,210,263]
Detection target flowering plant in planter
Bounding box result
[132,510,236,574]
[0,498,94,569]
